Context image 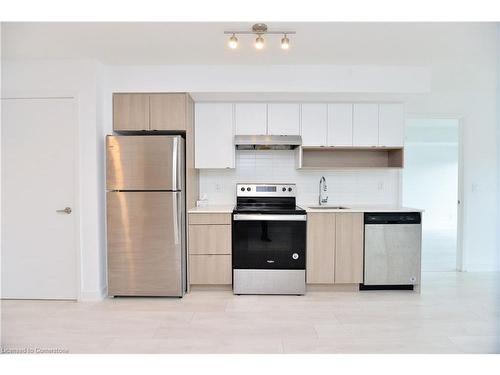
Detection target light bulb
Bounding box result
[255,35,264,50]
[281,35,290,50]
[228,34,238,49]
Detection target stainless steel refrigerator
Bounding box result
[106,135,186,297]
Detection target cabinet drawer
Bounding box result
[188,225,231,254]
[189,255,232,285]
[188,213,231,225]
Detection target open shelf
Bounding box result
[296,147,404,169]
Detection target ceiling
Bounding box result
[1,22,493,65]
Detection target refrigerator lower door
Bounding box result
[107,191,186,296]
[106,135,184,191]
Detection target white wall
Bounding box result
[200,151,399,207]
[497,24,500,273]
[105,65,430,94]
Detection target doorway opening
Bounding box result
[402,118,461,271]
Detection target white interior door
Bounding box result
[2,98,78,299]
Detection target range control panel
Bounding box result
[236,183,296,197]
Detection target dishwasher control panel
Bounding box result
[364,212,421,225]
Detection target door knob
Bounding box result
[56,207,72,214]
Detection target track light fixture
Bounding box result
[228,33,238,49]
[281,34,290,50]
[255,35,265,50]
[224,23,295,50]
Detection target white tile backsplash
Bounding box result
[199,150,401,207]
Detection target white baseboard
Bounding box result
[79,285,107,301]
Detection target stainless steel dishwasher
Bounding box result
[361,212,422,290]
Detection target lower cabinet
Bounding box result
[306,212,364,284]
[306,213,336,283]
[189,255,232,284]
[188,213,232,285]
[334,213,364,284]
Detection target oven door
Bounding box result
[232,214,306,270]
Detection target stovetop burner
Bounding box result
[233,206,306,214]
[233,183,305,215]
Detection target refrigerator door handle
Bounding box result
[172,193,179,245]
[172,137,178,189]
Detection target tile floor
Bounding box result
[1,272,499,354]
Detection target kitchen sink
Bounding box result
[308,206,350,210]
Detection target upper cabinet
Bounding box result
[267,104,300,135]
[113,93,189,132]
[195,103,235,169]
[328,103,353,147]
[301,104,327,147]
[378,103,405,147]
[113,94,150,131]
[234,103,267,135]
[234,103,300,136]
[352,104,379,147]
[150,94,188,131]
[300,102,404,150]
[190,101,406,170]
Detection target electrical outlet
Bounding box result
[215,183,222,193]
[378,182,384,190]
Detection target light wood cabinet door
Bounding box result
[150,93,187,131]
[353,104,379,147]
[306,213,335,284]
[378,103,405,147]
[234,103,267,135]
[328,103,353,146]
[188,225,231,254]
[189,255,232,284]
[113,93,150,131]
[188,213,231,225]
[301,104,328,146]
[267,103,300,135]
[334,213,364,284]
[195,103,235,169]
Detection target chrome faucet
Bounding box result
[319,176,328,205]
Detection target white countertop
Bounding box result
[188,205,234,214]
[305,205,424,213]
[188,204,423,214]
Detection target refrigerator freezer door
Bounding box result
[106,135,184,191]
[107,191,185,296]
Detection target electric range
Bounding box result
[232,183,307,295]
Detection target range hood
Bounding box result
[234,135,302,150]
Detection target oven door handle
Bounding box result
[233,214,307,221]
